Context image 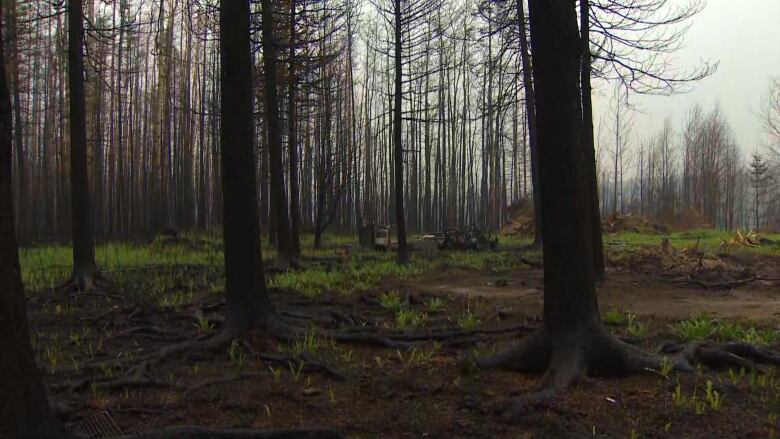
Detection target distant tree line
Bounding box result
[11,0,769,251]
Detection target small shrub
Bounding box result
[457,311,481,331]
[427,297,447,313]
[603,309,626,325]
[396,309,428,330]
[626,313,648,338]
[379,291,404,312]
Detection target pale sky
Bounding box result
[592,0,780,156]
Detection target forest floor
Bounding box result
[21,230,780,438]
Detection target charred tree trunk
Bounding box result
[517,0,542,247]
[477,0,679,417]
[393,0,409,264]
[579,0,605,278]
[68,0,99,286]
[287,0,301,257]
[220,0,272,332]
[263,0,295,267]
[0,12,64,436]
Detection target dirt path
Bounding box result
[418,268,780,322]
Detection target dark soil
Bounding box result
[27,242,780,438]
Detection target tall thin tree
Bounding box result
[393,0,409,264]
[263,0,296,267]
[68,0,99,288]
[220,0,273,333]
[0,9,64,435]
[579,0,605,277]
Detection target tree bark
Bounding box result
[68,0,98,284]
[262,0,295,266]
[288,0,301,257]
[476,2,679,416]
[0,11,64,436]
[221,0,272,332]
[516,0,542,247]
[393,0,409,264]
[579,0,605,278]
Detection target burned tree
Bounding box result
[262,0,296,268]
[516,0,541,248]
[476,0,679,417]
[68,0,100,288]
[0,9,64,436]
[579,0,604,276]
[219,0,275,334]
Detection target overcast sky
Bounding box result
[591,0,780,156]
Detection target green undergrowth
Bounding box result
[20,231,536,302]
[670,313,780,344]
[444,250,529,272]
[20,239,225,292]
[606,229,780,257]
[270,250,432,297]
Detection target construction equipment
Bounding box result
[359,223,392,251]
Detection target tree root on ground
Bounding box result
[325,323,534,350]
[123,426,343,439]
[476,324,691,421]
[48,271,111,294]
[661,341,780,372]
[67,361,172,393]
[255,352,346,381]
[478,324,780,421]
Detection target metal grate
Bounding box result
[70,411,124,439]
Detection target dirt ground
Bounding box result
[422,268,780,323]
[28,240,780,438]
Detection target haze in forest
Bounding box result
[593,0,780,155]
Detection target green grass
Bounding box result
[603,309,627,325]
[395,309,428,330]
[457,310,481,330]
[670,313,780,344]
[270,251,431,297]
[379,291,404,311]
[445,250,528,272]
[606,229,780,256]
[20,240,225,291]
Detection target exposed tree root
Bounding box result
[664,276,762,290]
[518,256,543,269]
[256,352,346,381]
[67,361,172,393]
[476,324,692,421]
[124,426,344,439]
[661,341,780,371]
[157,326,243,359]
[328,332,416,349]
[327,323,534,350]
[62,271,111,294]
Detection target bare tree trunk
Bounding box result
[0,11,64,436]
[68,0,98,285]
[580,0,605,277]
[288,0,301,256]
[220,0,272,332]
[262,0,295,266]
[393,0,409,264]
[517,0,542,246]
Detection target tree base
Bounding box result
[476,324,690,420]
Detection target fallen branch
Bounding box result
[664,276,760,290]
[257,352,346,382]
